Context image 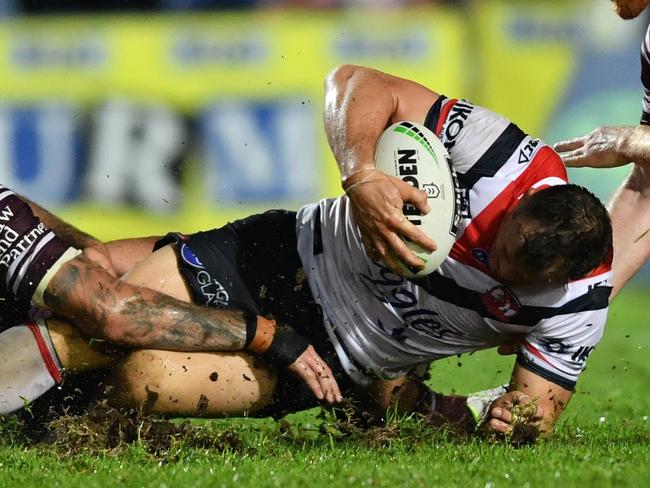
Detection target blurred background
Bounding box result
[0,0,648,284]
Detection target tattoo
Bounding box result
[44,257,247,351]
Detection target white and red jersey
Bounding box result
[296,96,612,389]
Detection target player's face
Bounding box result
[489,207,562,288]
[611,0,650,19]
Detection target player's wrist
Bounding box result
[623,125,650,165]
[244,314,310,366]
[341,166,378,191]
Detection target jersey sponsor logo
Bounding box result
[538,338,571,355]
[518,138,540,165]
[571,346,595,363]
[196,270,229,308]
[443,100,473,151]
[360,261,454,342]
[180,243,204,269]
[480,285,521,321]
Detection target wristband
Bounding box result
[264,325,310,366]
[245,314,276,354]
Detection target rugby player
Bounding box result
[554,0,650,299]
[1,66,612,439]
[0,190,343,414]
[103,65,612,437]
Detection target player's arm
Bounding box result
[554,125,650,169]
[485,364,572,438]
[323,65,437,273]
[43,247,342,404]
[607,164,650,299]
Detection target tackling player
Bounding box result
[554,0,650,299]
[0,190,342,414]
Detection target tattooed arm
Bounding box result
[44,254,247,351]
[43,250,342,404]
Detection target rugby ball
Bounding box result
[374,121,461,278]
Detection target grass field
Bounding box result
[1,289,649,488]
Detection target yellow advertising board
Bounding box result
[0,10,465,240]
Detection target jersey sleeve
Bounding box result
[640,24,650,125]
[516,281,611,391]
[424,96,519,174]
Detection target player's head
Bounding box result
[611,0,650,19]
[489,184,612,287]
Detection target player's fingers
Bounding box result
[487,417,512,434]
[307,358,337,404]
[398,219,437,253]
[302,348,342,404]
[559,150,589,168]
[400,184,431,214]
[553,137,585,153]
[290,361,324,400]
[491,406,512,424]
[387,232,425,269]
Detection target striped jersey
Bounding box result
[296,97,612,390]
[641,23,650,124]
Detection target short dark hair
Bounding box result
[514,184,612,283]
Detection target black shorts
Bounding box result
[156,210,354,417]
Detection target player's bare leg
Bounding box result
[103,245,278,415]
[46,318,117,373]
[107,350,277,416]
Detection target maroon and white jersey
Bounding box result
[296,97,612,389]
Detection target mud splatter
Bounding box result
[197,394,210,416]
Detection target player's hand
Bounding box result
[345,170,436,275]
[553,126,632,168]
[83,244,118,278]
[482,390,542,435]
[496,342,519,355]
[287,345,343,405]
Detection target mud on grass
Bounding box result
[0,401,247,459]
[0,400,458,459]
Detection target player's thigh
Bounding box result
[47,318,118,372]
[121,244,191,302]
[106,349,277,416]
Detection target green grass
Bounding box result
[2,289,650,487]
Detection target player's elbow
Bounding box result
[325,64,365,92]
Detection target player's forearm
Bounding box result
[324,65,397,184]
[608,164,650,299]
[618,125,650,167]
[43,255,248,351]
[23,197,100,249]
